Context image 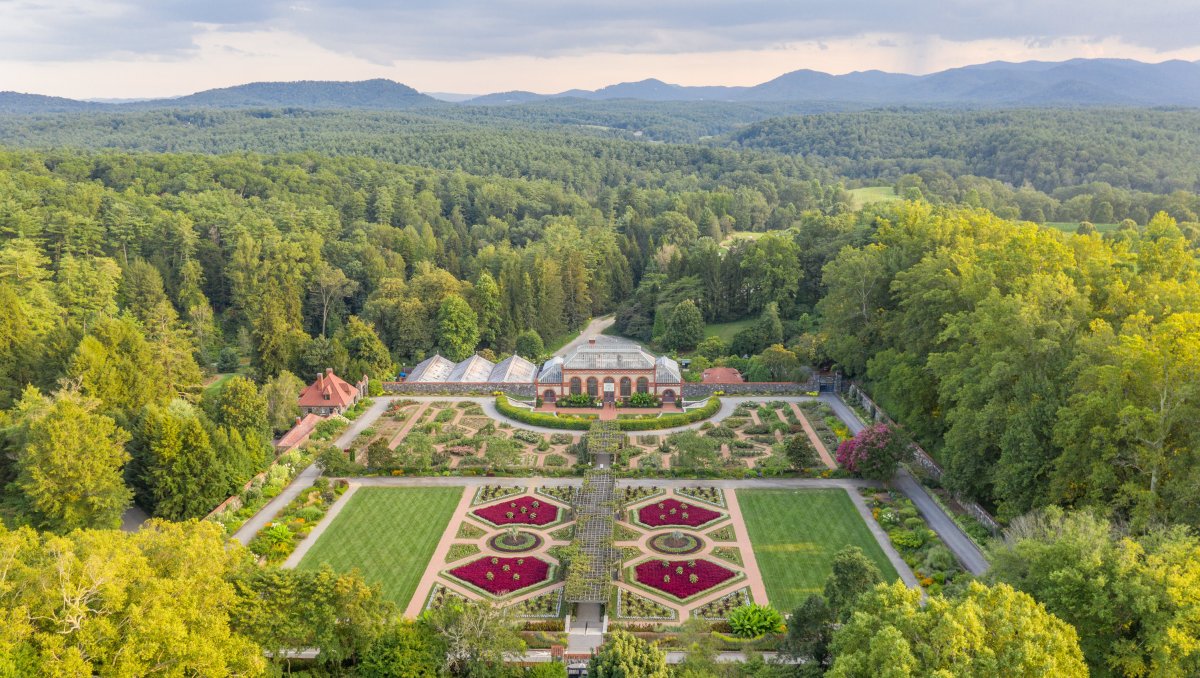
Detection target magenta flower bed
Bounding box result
[449,556,551,596]
[473,495,559,526]
[637,498,722,527]
[634,558,737,600]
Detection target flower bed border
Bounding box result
[647,532,705,555]
[442,559,560,601]
[470,495,568,529]
[511,587,565,619]
[613,587,678,621]
[690,587,752,620]
[472,485,526,506]
[624,558,745,604]
[630,498,727,531]
[674,486,727,509]
[488,531,544,553]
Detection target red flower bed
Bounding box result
[449,556,551,596]
[473,495,559,526]
[634,558,737,600]
[637,498,722,527]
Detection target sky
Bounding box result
[2,0,1200,99]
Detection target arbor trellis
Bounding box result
[564,467,620,604]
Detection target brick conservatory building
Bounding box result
[535,339,682,404]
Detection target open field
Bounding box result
[848,186,902,209]
[737,488,898,611]
[298,487,462,606]
[702,319,755,344]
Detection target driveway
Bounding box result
[554,315,625,357]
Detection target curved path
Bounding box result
[554,315,618,357]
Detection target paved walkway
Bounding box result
[231,397,391,545]
[555,315,618,357]
[822,395,990,575]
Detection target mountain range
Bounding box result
[3,59,1200,114]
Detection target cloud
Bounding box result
[2,0,1199,64]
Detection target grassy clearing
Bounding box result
[298,487,462,606]
[202,372,235,398]
[703,319,755,344]
[737,488,898,611]
[848,186,902,209]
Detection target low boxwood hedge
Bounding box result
[495,395,721,431]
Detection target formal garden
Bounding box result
[293,481,908,633]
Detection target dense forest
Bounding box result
[0,101,1199,676]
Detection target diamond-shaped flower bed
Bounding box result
[448,555,553,598]
[472,496,559,527]
[632,558,739,602]
[635,498,724,529]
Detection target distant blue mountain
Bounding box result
[464,59,1200,107]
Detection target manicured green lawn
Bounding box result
[202,372,235,398]
[703,319,755,344]
[298,487,462,606]
[737,489,898,611]
[848,186,901,209]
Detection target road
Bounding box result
[231,397,391,545]
[554,315,621,357]
[822,394,990,575]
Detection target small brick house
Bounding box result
[297,368,368,416]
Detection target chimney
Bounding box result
[315,373,323,387]
[326,367,334,376]
[588,338,596,346]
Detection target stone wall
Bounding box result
[381,381,537,397]
[682,381,817,397]
[846,383,1001,536]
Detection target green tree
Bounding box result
[589,629,668,678]
[514,329,545,360]
[13,388,132,532]
[69,314,168,422]
[827,581,1087,677]
[358,620,445,678]
[211,375,269,437]
[260,370,305,434]
[756,344,804,381]
[662,299,705,352]
[436,293,480,361]
[340,316,396,382]
[694,335,729,361]
[131,400,226,520]
[309,261,359,336]
[784,594,833,669]
[473,270,503,348]
[422,600,525,677]
[824,546,884,621]
[784,433,818,469]
[232,565,391,669]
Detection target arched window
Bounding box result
[570,377,582,395]
[662,389,676,402]
[620,377,632,397]
[586,377,599,397]
[636,377,649,394]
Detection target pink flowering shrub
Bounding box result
[835,423,909,481]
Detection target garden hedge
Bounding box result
[495,396,721,431]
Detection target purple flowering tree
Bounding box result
[836,423,910,481]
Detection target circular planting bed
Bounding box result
[488,530,543,553]
[648,531,705,555]
[637,498,724,529]
[448,555,552,598]
[634,558,738,601]
[473,496,559,526]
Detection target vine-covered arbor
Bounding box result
[564,467,620,605]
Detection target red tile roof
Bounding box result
[297,368,360,409]
[276,413,323,450]
[701,367,743,384]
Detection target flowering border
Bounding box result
[613,587,678,621]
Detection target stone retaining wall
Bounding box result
[682,381,816,397]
